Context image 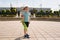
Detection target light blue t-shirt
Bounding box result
[22,12,30,22]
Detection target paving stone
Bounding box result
[0,21,60,40]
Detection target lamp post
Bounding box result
[40,4,42,8]
[10,3,12,7]
[59,4,60,10]
[40,4,42,10]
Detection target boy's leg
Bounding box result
[24,22,30,38]
[24,22,29,35]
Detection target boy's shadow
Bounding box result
[15,36,23,40]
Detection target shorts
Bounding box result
[24,22,29,27]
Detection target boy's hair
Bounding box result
[23,6,28,10]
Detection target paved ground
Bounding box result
[0,21,60,40]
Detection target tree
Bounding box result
[45,11,49,17]
[0,11,1,15]
[6,9,11,16]
[54,11,59,17]
[36,12,41,17]
[10,7,17,15]
[2,9,6,16]
[58,10,60,17]
[30,8,37,15]
[40,10,44,17]
[33,8,37,13]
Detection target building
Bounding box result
[29,8,51,12]
[0,7,51,12]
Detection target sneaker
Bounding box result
[26,34,29,36]
[23,34,30,39]
[26,34,30,38]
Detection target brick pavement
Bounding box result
[0,21,60,40]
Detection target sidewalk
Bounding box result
[0,21,60,40]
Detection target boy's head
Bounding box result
[23,6,29,12]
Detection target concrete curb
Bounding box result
[0,17,60,22]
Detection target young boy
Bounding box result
[21,6,31,38]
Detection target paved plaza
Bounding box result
[0,21,60,40]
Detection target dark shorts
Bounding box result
[24,22,29,27]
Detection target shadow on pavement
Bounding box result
[15,36,24,40]
[15,37,21,40]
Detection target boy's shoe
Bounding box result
[23,34,30,39]
[26,34,29,36]
[26,34,30,38]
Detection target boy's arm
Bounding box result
[21,15,24,22]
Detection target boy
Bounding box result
[21,6,31,38]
